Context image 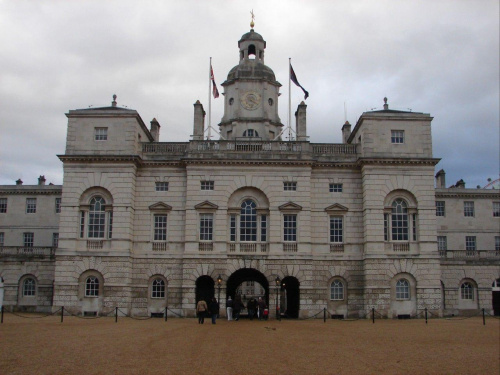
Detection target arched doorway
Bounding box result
[195,276,214,306]
[492,278,500,316]
[227,268,269,310]
[281,276,300,318]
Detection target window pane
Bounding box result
[329,184,343,193]
[85,276,99,297]
[95,127,108,141]
[436,201,445,216]
[240,200,257,242]
[199,213,213,241]
[155,182,169,191]
[283,182,297,191]
[464,201,474,217]
[391,130,404,144]
[23,278,36,296]
[152,278,165,298]
[26,198,36,213]
[465,236,476,251]
[55,198,62,213]
[154,215,168,241]
[260,215,267,242]
[396,279,410,299]
[23,232,34,247]
[88,197,106,238]
[391,199,408,241]
[437,236,447,251]
[201,181,215,190]
[330,280,344,300]
[0,198,7,213]
[330,216,343,243]
[283,214,297,242]
[493,202,500,217]
[461,282,473,300]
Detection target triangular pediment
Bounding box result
[194,201,219,210]
[278,202,303,211]
[325,203,348,213]
[149,202,172,211]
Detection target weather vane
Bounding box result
[250,9,255,29]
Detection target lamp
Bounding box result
[217,274,222,318]
[275,276,281,321]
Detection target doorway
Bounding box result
[226,268,269,309]
[492,278,500,316]
[281,276,300,318]
[195,275,215,306]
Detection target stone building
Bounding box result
[1,28,499,318]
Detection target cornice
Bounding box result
[357,157,440,167]
[435,189,500,199]
[58,154,143,166]
[0,188,62,195]
[182,159,314,167]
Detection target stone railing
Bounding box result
[199,242,213,252]
[330,244,344,253]
[142,143,188,154]
[393,243,410,252]
[227,242,268,253]
[312,144,358,155]
[0,246,55,259]
[87,240,103,249]
[283,242,298,252]
[152,242,169,251]
[439,250,500,260]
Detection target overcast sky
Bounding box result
[0,0,498,188]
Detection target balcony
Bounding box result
[228,242,268,254]
[330,244,344,253]
[439,250,500,261]
[0,246,55,260]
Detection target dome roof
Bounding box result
[238,29,265,45]
[226,61,277,82]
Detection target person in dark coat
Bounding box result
[247,298,257,320]
[233,295,245,321]
[257,297,267,320]
[208,297,219,324]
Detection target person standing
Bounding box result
[257,297,267,321]
[209,297,219,324]
[247,298,257,320]
[233,295,245,321]
[196,299,208,324]
[226,296,234,321]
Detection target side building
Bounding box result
[0,28,498,318]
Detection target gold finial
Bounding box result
[250,9,255,28]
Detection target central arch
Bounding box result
[226,268,269,311]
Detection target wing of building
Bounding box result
[1,28,499,318]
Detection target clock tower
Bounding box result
[219,28,283,140]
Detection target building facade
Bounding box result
[1,28,499,317]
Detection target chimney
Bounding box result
[455,179,465,189]
[16,179,23,185]
[111,94,117,107]
[38,175,46,186]
[295,101,307,141]
[192,100,205,141]
[342,121,351,144]
[383,97,389,110]
[150,118,161,142]
[435,169,446,188]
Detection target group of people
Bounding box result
[196,296,269,324]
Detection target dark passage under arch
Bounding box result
[282,276,300,319]
[226,268,269,309]
[195,275,214,307]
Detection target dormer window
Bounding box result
[95,127,108,141]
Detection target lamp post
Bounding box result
[275,275,281,321]
[217,274,222,318]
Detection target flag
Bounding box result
[290,64,309,100]
[211,65,220,99]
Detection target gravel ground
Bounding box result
[1,314,499,375]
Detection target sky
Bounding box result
[0,0,498,188]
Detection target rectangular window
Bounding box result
[95,127,108,141]
[201,181,214,190]
[437,236,447,251]
[464,201,474,217]
[108,211,113,239]
[329,183,343,193]
[52,233,59,248]
[0,198,7,213]
[412,214,417,241]
[230,215,236,242]
[154,215,167,241]
[23,232,34,247]
[155,182,169,191]
[0,232,4,246]
[435,201,445,217]
[465,236,476,251]
[55,198,61,214]
[283,214,297,242]
[283,182,297,191]
[79,211,85,238]
[391,130,404,144]
[260,215,267,242]
[392,212,408,241]
[199,213,213,241]
[495,236,500,251]
[329,216,343,243]
[384,213,389,241]
[26,198,36,214]
[493,202,500,217]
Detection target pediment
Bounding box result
[324,203,348,213]
[149,202,172,211]
[278,202,303,211]
[194,201,219,210]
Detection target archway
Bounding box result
[227,268,269,311]
[492,279,500,316]
[281,276,300,318]
[195,276,214,306]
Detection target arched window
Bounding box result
[79,189,113,241]
[88,197,106,238]
[461,282,474,300]
[396,279,410,300]
[240,200,257,241]
[22,278,36,296]
[85,276,99,297]
[391,199,408,241]
[243,129,259,137]
[330,280,344,300]
[151,278,166,299]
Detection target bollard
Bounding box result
[323,307,326,323]
[482,308,485,326]
[165,307,167,322]
[372,308,375,324]
[115,307,118,323]
[1,305,3,324]
[425,308,428,324]
[61,306,64,323]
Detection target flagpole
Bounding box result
[288,57,291,142]
[208,57,212,140]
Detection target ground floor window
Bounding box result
[22,278,36,296]
[151,278,166,298]
[396,279,410,300]
[461,282,474,300]
[85,276,99,297]
[330,280,344,300]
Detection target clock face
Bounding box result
[240,91,261,110]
